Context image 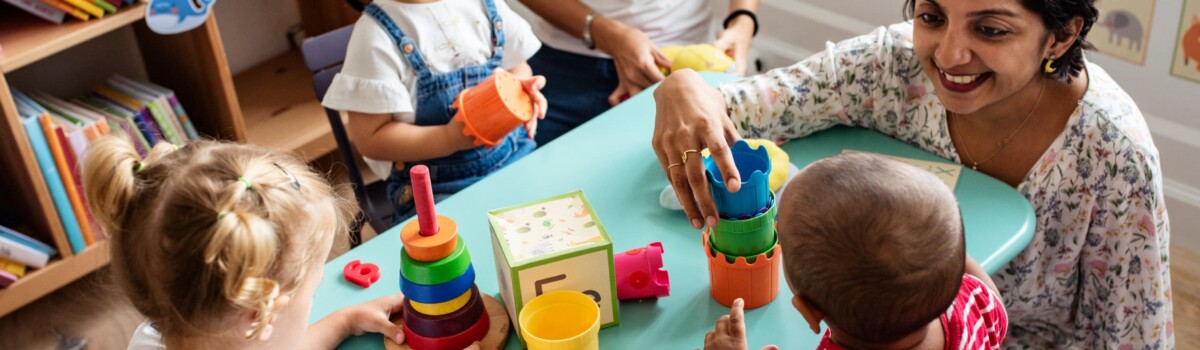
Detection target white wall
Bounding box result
[212,0,302,75]
[752,0,1200,251]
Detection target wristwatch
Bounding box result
[582,11,598,50]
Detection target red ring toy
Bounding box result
[403,306,490,350]
[403,285,484,338]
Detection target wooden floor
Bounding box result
[0,206,1195,348]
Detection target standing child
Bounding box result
[702,153,1008,350]
[84,139,437,349]
[322,0,548,221]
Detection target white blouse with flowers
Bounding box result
[719,22,1173,349]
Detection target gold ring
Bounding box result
[682,149,701,163]
[668,162,683,170]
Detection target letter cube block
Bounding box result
[487,190,619,341]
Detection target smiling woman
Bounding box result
[650,0,1173,348]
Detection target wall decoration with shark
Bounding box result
[145,0,216,35]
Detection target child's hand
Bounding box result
[514,71,547,140]
[338,293,408,344]
[445,117,478,151]
[702,298,778,350]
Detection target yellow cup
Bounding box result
[519,290,601,350]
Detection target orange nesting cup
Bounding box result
[452,69,533,148]
[702,231,781,310]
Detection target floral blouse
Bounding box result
[720,23,1173,349]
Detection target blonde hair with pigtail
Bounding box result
[83,138,356,340]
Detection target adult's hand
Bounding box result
[593,16,672,106]
[713,14,755,76]
[651,69,743,230]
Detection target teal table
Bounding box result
[311,73,1035,349]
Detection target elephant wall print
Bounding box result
[1103,10,1145,51]
[1172,1,1200,84]
[1092,0,1155,64]
[145,0,217,35]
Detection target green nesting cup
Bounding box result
[709,231,778,264]
[710,196,777,257]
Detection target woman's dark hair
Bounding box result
[904,0,1099,82]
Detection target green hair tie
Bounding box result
[217,211,229,220]
[238,177,253,189]
[136,163,146,174]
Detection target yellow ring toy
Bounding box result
[408,287,473,316]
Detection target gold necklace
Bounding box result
[952,78,1047,170]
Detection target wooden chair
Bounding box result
[300,24,394,247]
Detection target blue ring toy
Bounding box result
[400,264,476,304]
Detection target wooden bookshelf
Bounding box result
[0,241,109,317]
[236,50,340,161]
[0,4,148,73]
[0,5,243,317]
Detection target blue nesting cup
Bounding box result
[704,140,772,218]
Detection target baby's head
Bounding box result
[777,153,964,347]
[84,139,355,344]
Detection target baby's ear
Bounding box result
[792,295,823,335]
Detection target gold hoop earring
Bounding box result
[1044,55,1057,74]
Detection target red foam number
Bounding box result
[343,260,381,288]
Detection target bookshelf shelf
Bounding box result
[0,240,109,317]
[0,6,242,317]
[0,4,148,73]
[237,51,340,161]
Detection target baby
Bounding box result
[704,152,1007,350]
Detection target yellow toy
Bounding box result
[660,44,735,75]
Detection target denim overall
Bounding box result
[365,1,535,222]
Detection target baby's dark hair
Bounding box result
[777,153,965,344]
[903,0,1099,83]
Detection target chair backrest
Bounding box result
[300,24,391,241]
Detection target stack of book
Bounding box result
[0,224,57,288]
[2,0,137,24]
[9,75,198,262]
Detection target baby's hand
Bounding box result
[445,117,478,151]
[702,298,778,350]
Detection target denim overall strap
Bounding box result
[364,3,432,79]
[482,0,504,67]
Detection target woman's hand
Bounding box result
[652,69,743,230]
[593,16,672,106]
[713,15,755,76]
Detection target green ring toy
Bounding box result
[401,236,471,285]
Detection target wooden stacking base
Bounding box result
[385,294,511,350]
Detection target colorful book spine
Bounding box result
[0,228,51,268]
[38,115,89,253]
[60,0,102,18]
[0,271,15,288]
[51,128,95,246]
[14,92,85,254]
[0,224,57,257]
[167,96,198,140]
[39,0,88,21]
[0,257,26,278]
[3,0,66,23]
[43,117,93,249]
[93,87,165,145]
[89,0,113,13]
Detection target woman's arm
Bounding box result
[519,0,670,105]
[1074,147,1172,348]
[653,25,918,228]
[713,0,760,76]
